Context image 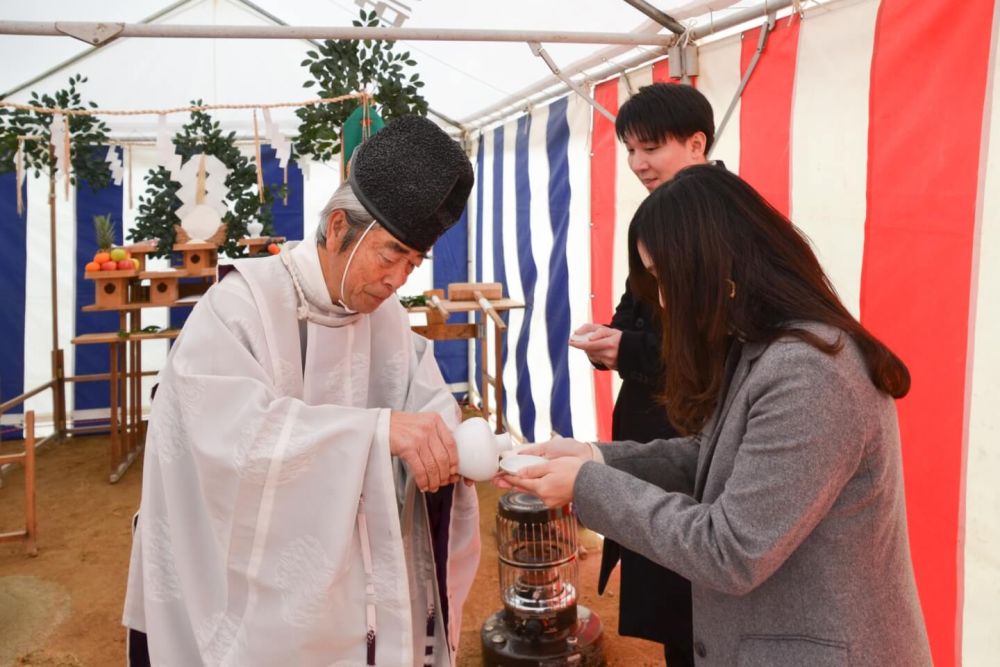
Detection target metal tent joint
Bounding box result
[55,21,125,46]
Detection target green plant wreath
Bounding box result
[129,104,279,259]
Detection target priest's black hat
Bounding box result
[348,115,474,253]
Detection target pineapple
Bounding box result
[88,213,133,272]
[94,213,115,251]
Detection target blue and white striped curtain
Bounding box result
[468,95,597,443]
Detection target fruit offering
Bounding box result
[267,242,281,255]
[86,214,136,273]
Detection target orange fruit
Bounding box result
[85,261,101,272]
[94,251,111,264]
[267,243,280,255]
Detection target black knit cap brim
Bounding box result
[348,115,474,254]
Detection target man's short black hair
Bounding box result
[615,83,715,153]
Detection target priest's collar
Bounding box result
[280,235,362,327]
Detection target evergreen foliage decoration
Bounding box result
[0,74,112,190]
[129,103,279,258]
[294,9,429,163]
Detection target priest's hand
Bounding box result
[498,456,586,509]
[389,411,459,493]
[568,324,622,370]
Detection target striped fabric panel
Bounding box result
[74,148,124,415]
[260,144,305,243]
[789,0,878,317]
[498,117,524,438]
[0,171,27,439]
[524,103,555,440]
[513,114,538,441]
[563,95,596,442]
[473,134,486,398]
[23,168,76,430]
[964,3,1000,656]
[430,207,471,387]
[543,97,574,437]
[491,124,509,423]
[863,2,996,664]
[738,14,801,216]
[698,34,743,169]
[589,79,620,441]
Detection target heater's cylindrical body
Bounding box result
[482,491,604,666]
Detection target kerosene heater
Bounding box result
[481,491,604,666]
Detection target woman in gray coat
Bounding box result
[500,165,931,666]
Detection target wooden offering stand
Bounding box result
[84,268,140,308]
[76,236,222,482]
[408,282,524,432]
[238,235,286,256]
[174,241,219,277]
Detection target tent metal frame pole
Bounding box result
[458,0,795,129]
[0,21,676,47]
[622,0,687,35]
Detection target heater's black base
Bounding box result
[480,605,604,666]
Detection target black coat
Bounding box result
[596,285,693,663]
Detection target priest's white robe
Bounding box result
[123,239,480,666]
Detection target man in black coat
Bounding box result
[570,83,715,667]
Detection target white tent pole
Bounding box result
[0,21,676,46]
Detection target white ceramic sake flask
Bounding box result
[453,417,513,481]
[246,220,264,238]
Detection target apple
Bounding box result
[110,248,127,262]
[101,261,118,271]
[117,259,134,270]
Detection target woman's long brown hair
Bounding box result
[627,164,910,435]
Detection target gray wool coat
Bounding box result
[574,324,932,666]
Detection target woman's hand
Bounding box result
[498,456,587,508]
[511,437,593,461]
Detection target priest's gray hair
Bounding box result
[316,181,378,253]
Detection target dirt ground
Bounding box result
[0,435,664,666]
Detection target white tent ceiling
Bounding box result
[0,0,750,136]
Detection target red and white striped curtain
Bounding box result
[585,0,999,664]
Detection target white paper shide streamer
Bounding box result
[156,114,182,180]
[105,146,124,186]
[262,109,292,170]
[175,154,230,242]
[49,113,71,198]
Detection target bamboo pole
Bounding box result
[48,144,67,440]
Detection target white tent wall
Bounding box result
[965,1,1000,656]
[787,0,876,317]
